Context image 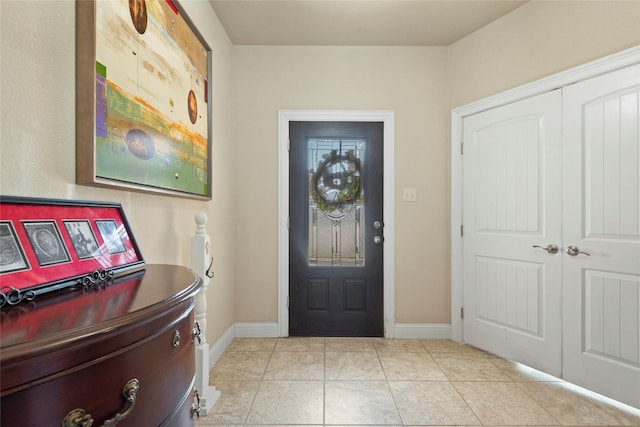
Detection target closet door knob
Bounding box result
[566,245,590,256]
[532,244,558,254]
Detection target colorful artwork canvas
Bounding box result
[77,0,211,199]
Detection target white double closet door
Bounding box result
[462,63,640,409]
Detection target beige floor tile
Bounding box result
[226,338,277,352]
[518,381,640,425]
[199,380,260,425]
[274,337,325,352]
[325,337,377,352]
[210,351,272,380]
[325,380,402,425]
[379,351,448,381]
[433,353,511,381]
[420,339,488,355]
[245,380,324,424]
[453,381,560,425]
[263,351,324,380]
[206,338,640,427]
[374,339,427,352]
[325,351,385,380]
[489,358,561,382]
[389,380,481,425]
[600,405,640,426]
[195,423,242,427]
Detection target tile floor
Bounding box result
[195,337,640,426]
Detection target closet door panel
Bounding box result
[462,89,563,376]
[563,63,640,410]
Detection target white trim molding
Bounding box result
[450,44,640,343]
[278,110,396,338]
[235,322,280,338]
[394,323,451,339]
[208,324,235,371]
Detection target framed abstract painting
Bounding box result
[76,0,212,199]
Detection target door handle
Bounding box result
[532,244,558,254]
[566,245,590,256]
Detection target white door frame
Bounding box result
[451,45,640,342]
[278,110,395,337]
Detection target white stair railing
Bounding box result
[191,212,220,416]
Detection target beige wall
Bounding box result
[2,1,639,339]
[448,1,640,108]
[0,0,236,345]
[231,1,640,327]
[231,46,452,323]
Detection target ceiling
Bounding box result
[208,0,528,46]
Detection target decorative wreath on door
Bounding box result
[311,151,362,220]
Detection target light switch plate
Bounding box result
[403,188,417,202]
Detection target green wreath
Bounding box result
[311,151,361,219]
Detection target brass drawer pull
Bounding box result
[62,378,140,427]
[192,321,202,344]
[62,409,93,427]
[191,389,201,419]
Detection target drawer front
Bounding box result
[1,310,196,427]
[160,385,198,427]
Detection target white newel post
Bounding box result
[191,212,220,415]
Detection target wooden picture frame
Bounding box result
[0,196,145,307]
[76,0,212,200]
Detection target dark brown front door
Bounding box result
[289,121,384,336]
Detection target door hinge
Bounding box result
[460,225,464,237]
[461,307,464,319]
[460,142,464,155]
[287,138,291,151]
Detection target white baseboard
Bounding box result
[232,322,451,339]
[234,322,280,338]
[208,324,235,371]
[208,322,278,371]
[394,323,451,339]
